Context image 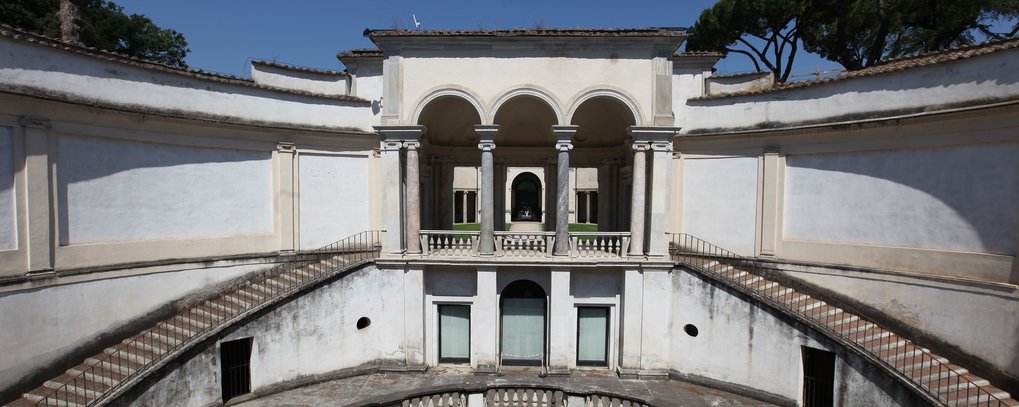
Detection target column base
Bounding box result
[545,367,571,377]
[474,365,501,376]
[616,367,669,380]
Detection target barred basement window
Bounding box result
[221,337,253,402]
[802,346,836,407]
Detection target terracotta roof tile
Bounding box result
[693,36,1019,100]
[337,48,383,58]
[0,24,369,104]
[251,59,346,76]
[674,50,724,58]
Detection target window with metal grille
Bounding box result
[221,337,253,402]
[802,346,835,407]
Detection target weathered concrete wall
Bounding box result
[0,126,14,250]
[57,135,274,245]
[250,62,347,96]
[684,47,1019,133]
[125,264,406,407]
[681,157,759,256]
[0,36,374,131]
[297,153,371,249]
[670,268,925,406]
[776,262,1019,388]
[0,261,269,396]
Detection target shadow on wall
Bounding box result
[56,135,273,245]
[784,143,1019,256]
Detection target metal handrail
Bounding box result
[668,233,1009,407]
[34,230,383,406]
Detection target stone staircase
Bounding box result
[6,232,381,407]
[670,233,1019,407]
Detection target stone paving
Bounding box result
[234,367,776,407]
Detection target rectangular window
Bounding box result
[220,337,253,402]
[454,191,465,224]
[576,307,609,366]
[802,346,836,407]
[438,305,471,363]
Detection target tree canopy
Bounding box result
[0,0,190,68]
[687,0,1019,81]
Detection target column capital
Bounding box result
[375,125,425,145]
[764,145,781,154]
[276,142,296,153]
[552,125,577,152]
[19,117,51,129]
[629,126,679,152]
[403,140,421,150]
[632,141,652,152]
[475,125,499,152]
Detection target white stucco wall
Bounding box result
[0,262,266,393]
[250,63,347,96]
[0,127,15,250]
[671,67,707,130]
[704,72,773,96]
[129,264,406,406]
[684,48,1019,133]
[783,144,1019,255]
[682,157,759,255]
[400,52,653,125]
[57,135,273,245]
[354,65,384,103]
[297,154,370,249]
[0,38,374,131]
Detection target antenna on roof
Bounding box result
[413,14,421,30]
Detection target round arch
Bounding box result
[411,87,486,125]
[487,86,565,125]
[499,279,547,366]
[510,172,543,222]
[564,88,643,126]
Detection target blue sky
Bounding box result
[113,0,844,78]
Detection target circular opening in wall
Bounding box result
[684,324,699,337]
[356,317,371,330]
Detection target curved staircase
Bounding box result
[670,233,1019,407]
[6,231,382,407]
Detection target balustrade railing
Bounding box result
[570,232,630,258]
[495,231,555,257]
[420,230,479,256]
[418,230,631,259]
[362,386,650,407]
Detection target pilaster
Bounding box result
[404,264,425,368]
[618,267,644,376]
[630,127,681,258]
[20,117,52,272]
[375,125,425,255]
[759,146,781,257]
[473,266,499,374]
[547,267,572,375]
[275,142,297,253]
[639,266,671,377]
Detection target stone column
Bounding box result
[375,126,426,255]
[547,267,572,375]
[628,141,649,257]
[473,266,499,374]
[404,140,422,254]
[475,125,499,256]
[759,146,781,257]
[20,117,53,272]
[276,142,297,252]
[552,126,577,256]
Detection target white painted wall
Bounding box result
[250,63,347,96]
[682,157,759,255]
[783,144,1019,255]
[0,262,266,393]
[0,127,15,250]
[0,38,375,131]
[128,264,406,406]
[57,135,273,245]
[297,154,370,249]
[684,48,1019,133]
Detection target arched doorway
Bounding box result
[511,172,542,222]
[500,280,546,366]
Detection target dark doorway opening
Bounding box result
[500,279,547,366]
[221,337,253,402]
[802,346,836,407]
[511,172,542,222]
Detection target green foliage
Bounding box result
[0,0,189,68]
[688,0,1019,78]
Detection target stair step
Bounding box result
[103,348,151,365]
[43,380,102,399]
[222,293,253,308]
[23,391,87,407]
